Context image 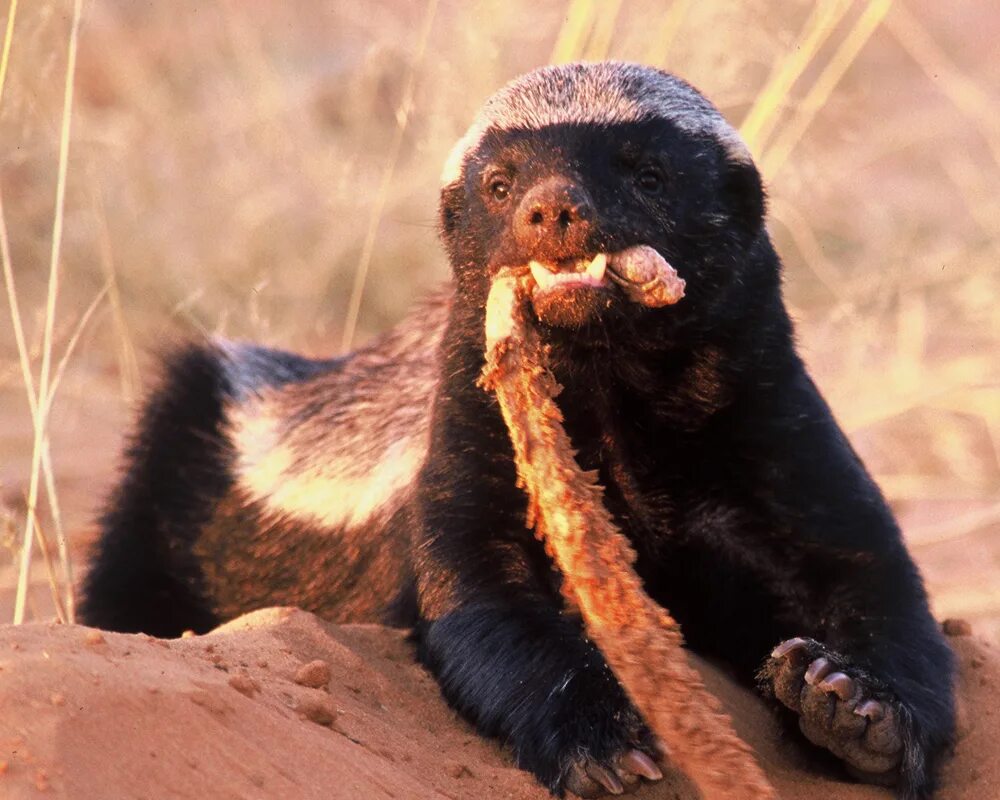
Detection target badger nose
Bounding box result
[513,176,594,258]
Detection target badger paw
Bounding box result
[563,744,665,798]
[518,670,668,797]
[760,637,906,785]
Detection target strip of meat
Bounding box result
[479,268,775,800]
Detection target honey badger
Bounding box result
[81,62,955,799]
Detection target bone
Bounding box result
[480,270,775,800]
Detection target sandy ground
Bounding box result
[0,607,994,800]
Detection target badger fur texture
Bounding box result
[81,62,955,799]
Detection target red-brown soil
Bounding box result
[0,607,994,800]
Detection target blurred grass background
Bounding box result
[0,0,997,635]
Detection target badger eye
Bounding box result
[636,166,664,195]
[489,179,511,202]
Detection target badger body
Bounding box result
[82,63,954,799]
[81,294,448,635]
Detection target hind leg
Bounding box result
[80,534,218,637]
[79,346,229,637]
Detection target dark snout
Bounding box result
[513,176,595,261]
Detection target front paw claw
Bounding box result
[818,671,856,701]
[620,749,663,781]
[567,760,624,797]
[761,637,905,784]
[564,746,665,798]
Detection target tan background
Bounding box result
[0,0,997,638]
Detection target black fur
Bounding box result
[79,343,333,636]
[79,345,228,636]
[82,68,954,799]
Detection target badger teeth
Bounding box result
[529,260,554,289]
[528,254,608,291]
[586,252,607,281]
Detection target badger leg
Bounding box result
[415,597,664,797]
[413,378,666,797]
[754,598,954,800]
[79,345,229,637]
[739,367,956,800]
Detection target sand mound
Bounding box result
[0,608,994,799]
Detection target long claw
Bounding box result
[804,657,834,685]
[771,637,809,659]
[621,749,663,781]
[762,637,906,785]
[854,699,885,721]
[585,763,624,795]
[818,671,856,701]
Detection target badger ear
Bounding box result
[721,156,766,237]
[439,181,464,243]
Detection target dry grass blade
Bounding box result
[45,282,110,416]
[29,502,66,623]
[0,189,55,616]
[910,503,1000,548]
[88,163,141,404]
[0,0,18,106]
[550,0,597,65]
[0,189,82,624]
[760,0,894,178]
[739,0,854,155]
[582,0,623,62]
[643,0,692,68]
[769,199,851,305]
[40,443,71,621]
[891,288,926,394]
[42,280,111,625]
[339,0,439,353]
[0,190,33,413]
[942,153,1000,244]
[13,0,84,625]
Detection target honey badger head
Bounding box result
[438,61,770,340]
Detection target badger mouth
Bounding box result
[524,246,685,328]
[529,253,610,293]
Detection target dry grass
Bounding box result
[0,0,997,635]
